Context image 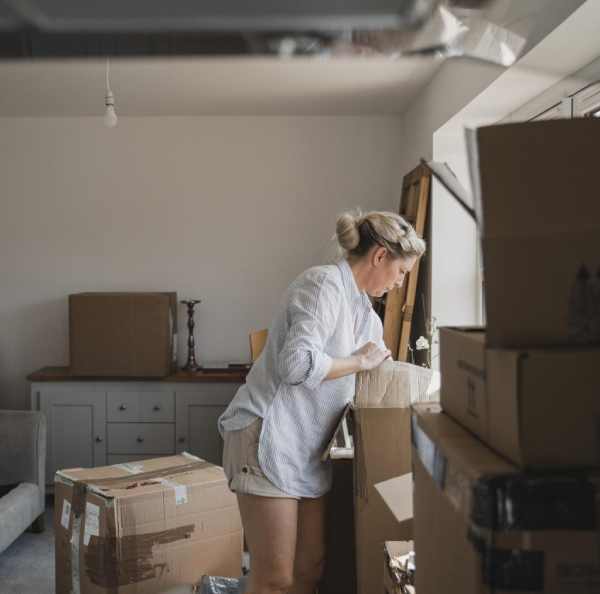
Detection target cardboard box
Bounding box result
[440,326,600,467]
[467,119,600,348]
[54,453,243,594]
[69,292,178,377]
[320,361,434,594]
[412,404,600,594]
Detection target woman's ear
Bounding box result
[372,246,387,267]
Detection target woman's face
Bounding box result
[365,248,418,298]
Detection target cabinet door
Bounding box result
[175,384,240,467]
[40,391,106,480]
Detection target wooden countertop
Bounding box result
[27,366,249,383]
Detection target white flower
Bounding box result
[415,336,430,351]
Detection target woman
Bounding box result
[218,210,426,594]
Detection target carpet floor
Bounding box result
[0,498,54,594]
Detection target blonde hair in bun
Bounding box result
[335,209,426,260]
[335,211,362,252]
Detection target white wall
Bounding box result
[0,115,404,409]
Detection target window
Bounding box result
[573,81,600,117]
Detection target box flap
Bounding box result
[441,326,485,342]
[374,473,413,525]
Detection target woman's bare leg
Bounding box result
[289,495,327,594]
[237,494,298,594]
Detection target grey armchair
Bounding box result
[0,410,46,554]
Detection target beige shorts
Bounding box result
[222,417,300,500]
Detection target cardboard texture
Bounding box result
[54,453,243,594]
[412,405,600,594]
[440,326,600,467]
[320,361,434,594]
[469,119,600,347]
[69,292,178,377]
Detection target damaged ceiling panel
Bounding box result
[0,0,532,66]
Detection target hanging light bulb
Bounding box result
[104,58,118,128]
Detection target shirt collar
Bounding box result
[336,258,363,302]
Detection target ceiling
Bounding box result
[0,55,442,117]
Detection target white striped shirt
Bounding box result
[217,258,385,498]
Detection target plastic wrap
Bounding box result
[330,0,530,67]
[197,576,247,594]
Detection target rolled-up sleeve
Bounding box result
[278,273,341,390]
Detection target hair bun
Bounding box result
[336,212,361,252]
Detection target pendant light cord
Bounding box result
[105,57,111,94]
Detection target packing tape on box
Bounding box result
[67,482,196,590]
[64,462,209,593]
[411,411,599,590]
[83,460,212,494]
[159,478,188,505]
[112,462,144,474]
[70,516,82,594]
[83,524,195,588]
[411,412,598,531]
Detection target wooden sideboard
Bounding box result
[29,367,247,484]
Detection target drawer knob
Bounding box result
[153,405,161,411]
[178,437,185,444]
[136,436,144,443]
[95,436,103,443]
[119,404,127,411]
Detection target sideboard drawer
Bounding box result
[139,392,174,422]
[107,423,175,455]
[107,391,174,422]
[107,392,140,422]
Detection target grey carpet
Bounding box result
[0,497,54,594]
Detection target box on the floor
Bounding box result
[383,541,414,594]
[319,361,434,594]
[69,291,178,377]
[466,119,600,348]
[54,453,243,594]
[412,404,600,594]
[440,326,600,467]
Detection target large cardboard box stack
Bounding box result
[69,292,178,377]
[54,453,243,594]
[415,119,600,594]
[320,360,434,594]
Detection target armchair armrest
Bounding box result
[0,410,46,508]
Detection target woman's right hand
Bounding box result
[353,342,391,371]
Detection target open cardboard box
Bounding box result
[427,118,600,348]
[319,361,435,594]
